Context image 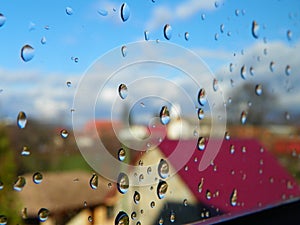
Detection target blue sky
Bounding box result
[0,0,299,125]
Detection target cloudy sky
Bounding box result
[0,0,299,127]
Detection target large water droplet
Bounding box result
[33,172,43,184]
[285,65,291,76]
[269,61,275,72]
[157,180,168,199]
[21,146,30,156]
[160,106,170,125]
[163,24,172,40]
[89,173,98,190]
[60,129,69,139]
[117,173,129,194]
[213,79,219,92]
[158,159,169,179]
[144,30,149,41]
[115,211,129,225]
[230,188,238,206]
[170,211,176,223]
[197,137,206,151]
[121,46,127,57]
[287,30,292,41]
[133,191,140,204]
[118,84,128,99]
[240,65,246,79]
[66,7,73,15]
[38,208,49,222]
[197,108,204,120]
[120,3,130,22]
[0,215,7,225]
[198,88,206,106]
[118,148,126,161]
[184,32,189,41]
[17,111,27,129]
[13,176,26,191]
[255,84,263,96]
[240,111,247,125]
[21,44,34,62]
[0,13,6,27]
[251,20,259,39]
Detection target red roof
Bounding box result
[158,138,300,214]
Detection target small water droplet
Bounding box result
[21,146,30,156]
[240,111,247,125]
[214,1,219,8]
[60,129,69,139]
[17,111,27,129]
[159,218,164,225]
[150,201,156,208]
[251,20,259,39]
[249,66,255,76]
[163,24,172,40]
[38,208,49,222]
[224,131,230,140]
[270,61,275,72]
[41,36,47,45]
[160,106,170,125]
[183,199,188,206]
[285,65,291,76]
[118,84,128,99]
[21,44,35,62]
[66,7,73,15]
[255,84,263,96]
[235,9,240,16]
[241,65,246,79]
[201,13,206,20]
[115,211,129,225]
[33,172,43,184]
[184,32,189,41]
[198,88,206,106]
[98,9,108,16]
[133,191,140,204]
[230,188,238,206]
[21,207,27,219]
[0,13,6,27]
[197,108,204,120]
[147,166,152,174]
[121,46,127,57]
[120,3,130,22]
[158,159,169,179]
[220,24,224,33]
[157,180,168,199]
[131,212,137,220]
[13,176,26,191]
[117,172,129,194]
[287,30,292,41]
[198,178,204,193]
[197,137,206,151]
[212,79,219,92]
[214,33,219,41]
[0,215,7,225]
[0,180,3,190]
[206,190,212,200]
[136,221,141,225]
[118,148,126,161]
[66,81,72,87]
[88,216,93,223]
[285,112,290,120]
[89,173,98,190]
[144,30,149,41]
[230,145,235,154]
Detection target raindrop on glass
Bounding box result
[183,199,188,206]
[41,36,46,45]
[206,190,212,200]
[17,111,27,129]
[60,129,69,139]
[117,173,129,194]
[21,44,35,62]
[220,24,224,33]
[121,45,127,57]
[240,111,247,125]
[285,65,291,76]
[229,63,234,72]
[88,216,93,223]
[150,201,155,208]
[21,146,30,156]
[133,191,140,204]
[240,65,246,80]
[66,7,73,15]
[118,148,126,161]
[0,215,7,225]
[230,145,235,154]
[170,211,176,223]
[214,1,219,8]
[251,20,259,39]
[33,172,43,184]
[13,176,26,191]
[230,188,238,206]
[144,30,149,41]
[66,81,72,87]
[197,137,206,151]
[214,33,219,41]
[249,66,254,76]
[118,84,128,99]
[270,61,275,72]
[198,178,204,193]
[147,166,152,174]
[224,131,230,140]
[255,84,263,96]
[115,211,129,225]
[159,218,164,225]
[184,32,189,41]
[160,106,170,125]
[287,30,292,41]
[163,24,172,40]
[0,180,3,190]
[235,9,240,16]
[131,212,137,220]
[157,180,168,199]
[158,159,169,179]
[120,3,130,22]
[213,79,218,92]
[38,208,49,222]
[89,173,98,190]
[98,9,108,16]
[201,13,206,20]
[198,88,206,106]
[198,108,204,120]
[0,13,6,27]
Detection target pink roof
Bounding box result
[158,138,300,214]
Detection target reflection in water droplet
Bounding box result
[170,211,176,223]
[241,65,246,79]
[33,172,43,184]
[21,146,30,156]
[163,24,172,40]
[38,208,49,222]
[198,178,204,193]
[89,174,98,190]
[206,190,212,200]
[198,108,204,120]
[144,30,149,41]
[197,137,206,151]
[240,111,247,125]
[158,159,169,179]
[117,173,129,194]
[0,215,7,225]
[66,7,73,15]
[21,44,35,62]
[118,148,126,161]
[157,180,168,199]
[133,191,140,204]
[213,79,218,92]
[251,20,259,38]
[121,46,127,57]
[0,13,6,27]
[60,129,69,139]
[118,84,128,99]
[198,88,206,106]
[160,106,170,125]
[255,84,263,96]
[230,189,238,206]
[98,9,108,16]
[287,30,292,41]
[184,32,189,41]
[270,61,275,72]
[17,111,27,129]
[285,65,291,76]
[41,36,46,45]
[120,3,130,22]
[115,211,129,225]
[13,176,26,191]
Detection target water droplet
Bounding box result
[255,84,263,96]
[158,159,169,179]
[224,131,230,140]
[118,148,126,161]
[157,180,168,199]
[230,145,235,154]
[270,61,275,72]
[17,111,27,129]
[206,190,212,200]
[147,166,152,174]
[213,79,219,92]
[240,65,246,79]
[118,84,128,99]
[251,20,259,39]
[285,111,290,120]
[131,212,137,220]
[21,146,30,156]
[150,201,155,208]
[38,208,49,222]
[88,216,93,223]
[115,211,129,225]
[198,178,204,193]
[21,208,27,219]
[214,33,219,41]
[229,63,234,72]
[33,172,43,184]
[285,65,291,76]
[214,1,219,8]
[89,173,98,190]
[249,66,255,76]
[117,173,129,194]
[197,108,204,120]
[21,44,35,62]
[160,106,170,125]
[136,221,141,225]
[287,30,292,41]
[201,13,206,20]
[184,32,189,41]
[133,191,140,204]
[198,88,206,106]
[163,24,172,40]
[240,111,247,125]
[159,218,164,225]
[183,199,188,206]
[0,13,6,27]
[120,3,130,22]
[40,36,47,45]
[242,146,247,153]
[220,24,224,33]
[197,137,206,151]
[66,81,72,87]
[0,215,7,225]
[230,189,238,206]
[139,174,144,182]
[60,129,69,139]
[121,45,127,57]
[13,176,26,191]
[0,180,3,190]
[170,211,176,223]
[235,9,240,16]
[66,7,73,15]
[144,30,149,41]
[98,9,108,16]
